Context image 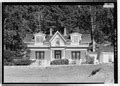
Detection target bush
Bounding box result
[13,59,32,65]
[85,55,94,64]
[50,59,69,65]
[4,49,30,66]
[4,59,14,66]
[4,50,16,62]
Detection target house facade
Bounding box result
[24,28,91,66]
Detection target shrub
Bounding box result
[4,49,30,66]
[85,55,94,64]
[4,59,14,66]
[4,50,16,63]
[50,59,69,65]
[13,59,32,65]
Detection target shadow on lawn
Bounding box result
[88,68,102,77]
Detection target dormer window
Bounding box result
[56,38,60,46]
[70,32,82,45]
[36,36,43,43]
[34,32,46,44]
[73,36,79,43]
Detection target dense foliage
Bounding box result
[3,5,115,64]
[4,50,25,65]
[85,55,94,64]
[3,5,114,50]
[13,59,33,66]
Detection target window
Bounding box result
[56,38,60,46]
[73,36,79,43]
[72,51,80,60]
[36,51,44,60]
[36,36,43,43]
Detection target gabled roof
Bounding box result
[23,31,91,44]
[63,36,71,42]
[44,36,52,42]
[49,31,66,43]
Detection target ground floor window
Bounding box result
[35,51,44,60]
[72,51,80,60]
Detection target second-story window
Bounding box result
[56,38,60,46]
[73,36,79,43]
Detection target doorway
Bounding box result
[54,50,61,59]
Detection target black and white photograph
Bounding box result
[2,1,117,84]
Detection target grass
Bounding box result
[4,63,114,83]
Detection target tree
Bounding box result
[3,5,114,52]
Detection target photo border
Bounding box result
[2,1,118,84]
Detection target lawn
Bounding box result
[4,63,114,83]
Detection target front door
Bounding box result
[54,50,61,59]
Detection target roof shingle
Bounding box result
[23,32,91,44]
[81,34,91,43]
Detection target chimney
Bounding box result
[50,28,53,36]
[64,28,67,36]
